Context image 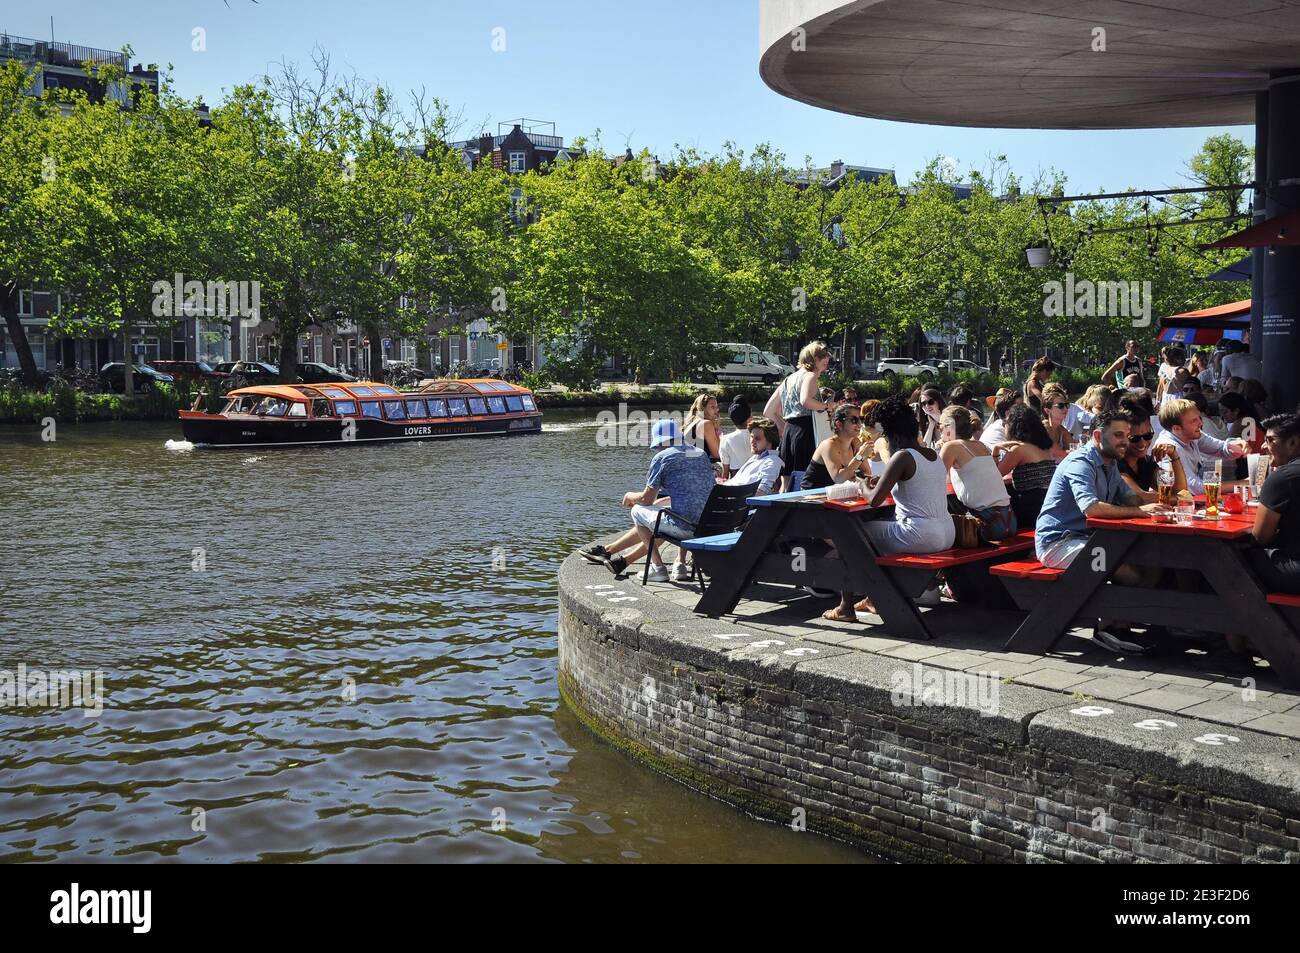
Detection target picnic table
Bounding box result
[689,485,1032,640]
[998,504,1300,687]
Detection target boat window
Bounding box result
[505,396,524,412]
[447,398,470,417]
[426,399,448,418]
[383,400,406,420]
[320,387,350,399]
[236,396,259,413]
[404,399,428,418]
[521,395,536,411]
[222,398,240,413]
[373,386,401,397]
[288,403,308,418]
[361,401,383,418]
[468,398,488,416]
[334,400,358,416]
[312,399,333,417]
[487,397,506,414]
[352,386,376,397]
[257,397,289,417]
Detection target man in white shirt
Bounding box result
[718,398,753,478]
[1221,340,1263,383]
[979,390,1020,450]
[1152,398,1247,494]
[725,418,783,496]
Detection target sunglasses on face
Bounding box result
[923,399,939,407]
[845,416,861,424]
[1048,402,1069,410]
[1130,432,1154,443]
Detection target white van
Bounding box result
[704,343,786,384]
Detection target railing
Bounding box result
[0,36,127,68]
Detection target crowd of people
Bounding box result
[578,337,1300,662]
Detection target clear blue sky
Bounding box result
[11,0,1252,192]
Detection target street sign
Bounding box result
[496,342,508,351]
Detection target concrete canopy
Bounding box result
[759,0,1300,129]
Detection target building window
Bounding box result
[509,151,526,173]
[17,291,33,316]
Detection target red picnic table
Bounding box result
[996,503,1300,687]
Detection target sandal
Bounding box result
[853,597,877,615]
[821,607,858,624]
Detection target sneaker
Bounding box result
[579,544,610,565]
[604,555,627,578]
[670,561,691,582]
[915,587,941,607]
[645,564,670,583]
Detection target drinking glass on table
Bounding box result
[1204,460,1223,518]
[1156,459,1175,508]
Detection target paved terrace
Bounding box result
[646,571,1300,740]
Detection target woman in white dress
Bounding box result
[823,395,955,623]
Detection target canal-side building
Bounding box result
[0,35,214,374]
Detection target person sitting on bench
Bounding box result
[1251,413,1300,595]
[822,395,955,624]
[724,417,783,496]
[578,418,716,582]
[1035,409,1167,653]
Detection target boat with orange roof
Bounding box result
[178,378,542,448]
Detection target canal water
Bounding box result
[0,411,865,862]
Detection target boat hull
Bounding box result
[179,412,542,448]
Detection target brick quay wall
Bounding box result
[558,554,1300,863]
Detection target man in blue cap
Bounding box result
[579,417,717,580]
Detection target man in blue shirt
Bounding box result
[579,418,718,581]
[1035,409,1166,652]
[1037,409,1165,569]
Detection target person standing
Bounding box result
[1023,357,1055,414]
[1102,340,1145,389]
[763,342,835,492]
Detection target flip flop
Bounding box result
[821,608,857,624]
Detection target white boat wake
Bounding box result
[164,439,195,452]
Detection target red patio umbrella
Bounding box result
[1202,208,1300,250]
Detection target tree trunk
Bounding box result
[278,332,299,385]
[369,335,384,382]
[1,283,40,388]
[123,318,134,397]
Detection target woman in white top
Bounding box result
[938,406,1016,540]
[718,396,753,479]
[823,395,955,624]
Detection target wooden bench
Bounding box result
[876,531,1036,607]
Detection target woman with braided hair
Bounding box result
[822,394,955,624]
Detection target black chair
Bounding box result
[641,481,760,586]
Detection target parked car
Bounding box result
[704,343,786,384]
[297,362,357,384]
[876,357,940,381]
[98,362,175,393]
[763,351,796,378]
[150,360,230,383]
[943,359,991,375]
[213,361,280,385]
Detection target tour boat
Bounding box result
[179,379,542,448]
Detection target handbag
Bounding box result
[951,513,983,549]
